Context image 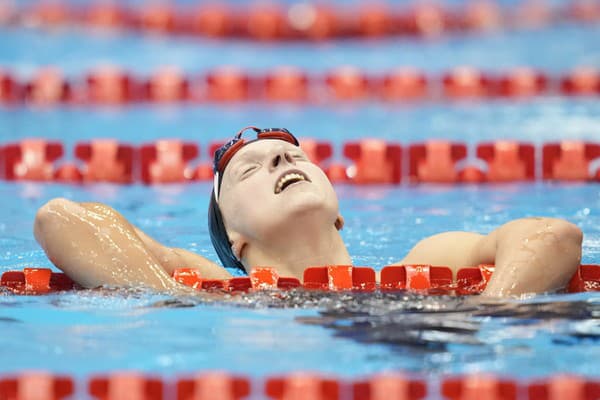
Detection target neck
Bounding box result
[243,218,351,279]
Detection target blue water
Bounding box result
[0,181,599,379]
[0,0,599,383]
[2,24,600,76]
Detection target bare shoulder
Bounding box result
[394,231,489,271]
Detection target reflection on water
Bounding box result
[245,290,600,374]
[157,289,600,355]
[3,285,599,376]
[299,293,599,350]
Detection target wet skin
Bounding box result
[34,140,583,297]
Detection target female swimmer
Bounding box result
[33,127,583,297]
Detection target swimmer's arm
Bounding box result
[76,201,230,279]
[395,218,582,297]
[395,231,489,271]
[34,199,229,293]
[34,198,186,292]
[132,228,232,279]
[475,218,582,296]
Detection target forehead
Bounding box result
[228,139,300,165]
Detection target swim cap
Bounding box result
[208,190,246,274]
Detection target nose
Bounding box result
[269,150,295,171]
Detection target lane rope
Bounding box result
[2,0,599,41]
[1,139,599,184]
[1,66,599,105]
[0,371,598,400]
[1,264,598,295]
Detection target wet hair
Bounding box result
[208,190,247,275]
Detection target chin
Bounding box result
[280,188,337,219]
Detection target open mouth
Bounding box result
[274,169,311,194]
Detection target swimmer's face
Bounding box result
[217,139,340,250]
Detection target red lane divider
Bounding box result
[561,67,600,95]
[303,265,376,291]
[74,140,135,184]
[0,372,599,400]
[527,375,600,400]
[89,373,163,400]
[84,2,132,30]
[4,138,598,184]
[2,66,600,105]
[140,140,198,184]
[206,67,252,102]
[326,67,372,101]
[381,68,429,101]
[6,1,599,41]
[0,68,22,102]
[0,268,74,294]
[24,67,72,105]
[455,265,495,295]
[171,267,301,293]
[498,67,549,98]
[172,268,204,291]
[177,372,251,400]
[343,140,402,184]
[353,373,427,400]
[265,67,310,102]
[443,67,494,98]
[543,142,600,181]
[476,141,535,182]
[568,264,600,292]
[266,373,340,400]
[380,265,454,293]
[86,66,140,105]
[0,373,74,400]
[145,66,190,103]
[442,375,518,400]
[409,141,467,183]
[3,264,597,296]
[4,139,63,181]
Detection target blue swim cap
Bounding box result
[208,190,246,275]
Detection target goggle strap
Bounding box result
[235,126,260,138]
[257,130,299,145]
[216,138,246,172]
[213,173,220,203]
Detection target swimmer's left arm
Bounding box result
[396,218,582,297]
[475,218,582,297]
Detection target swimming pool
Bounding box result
[1,1,599,397]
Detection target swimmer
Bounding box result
[33,127,583,297]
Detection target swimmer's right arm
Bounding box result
[33,198,230,292]
[132,227,231,279]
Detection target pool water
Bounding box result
[1,0,599,384]
[1,181,599,378]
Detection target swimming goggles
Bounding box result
[213,126,300,201]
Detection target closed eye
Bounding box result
[241,164,259,179]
